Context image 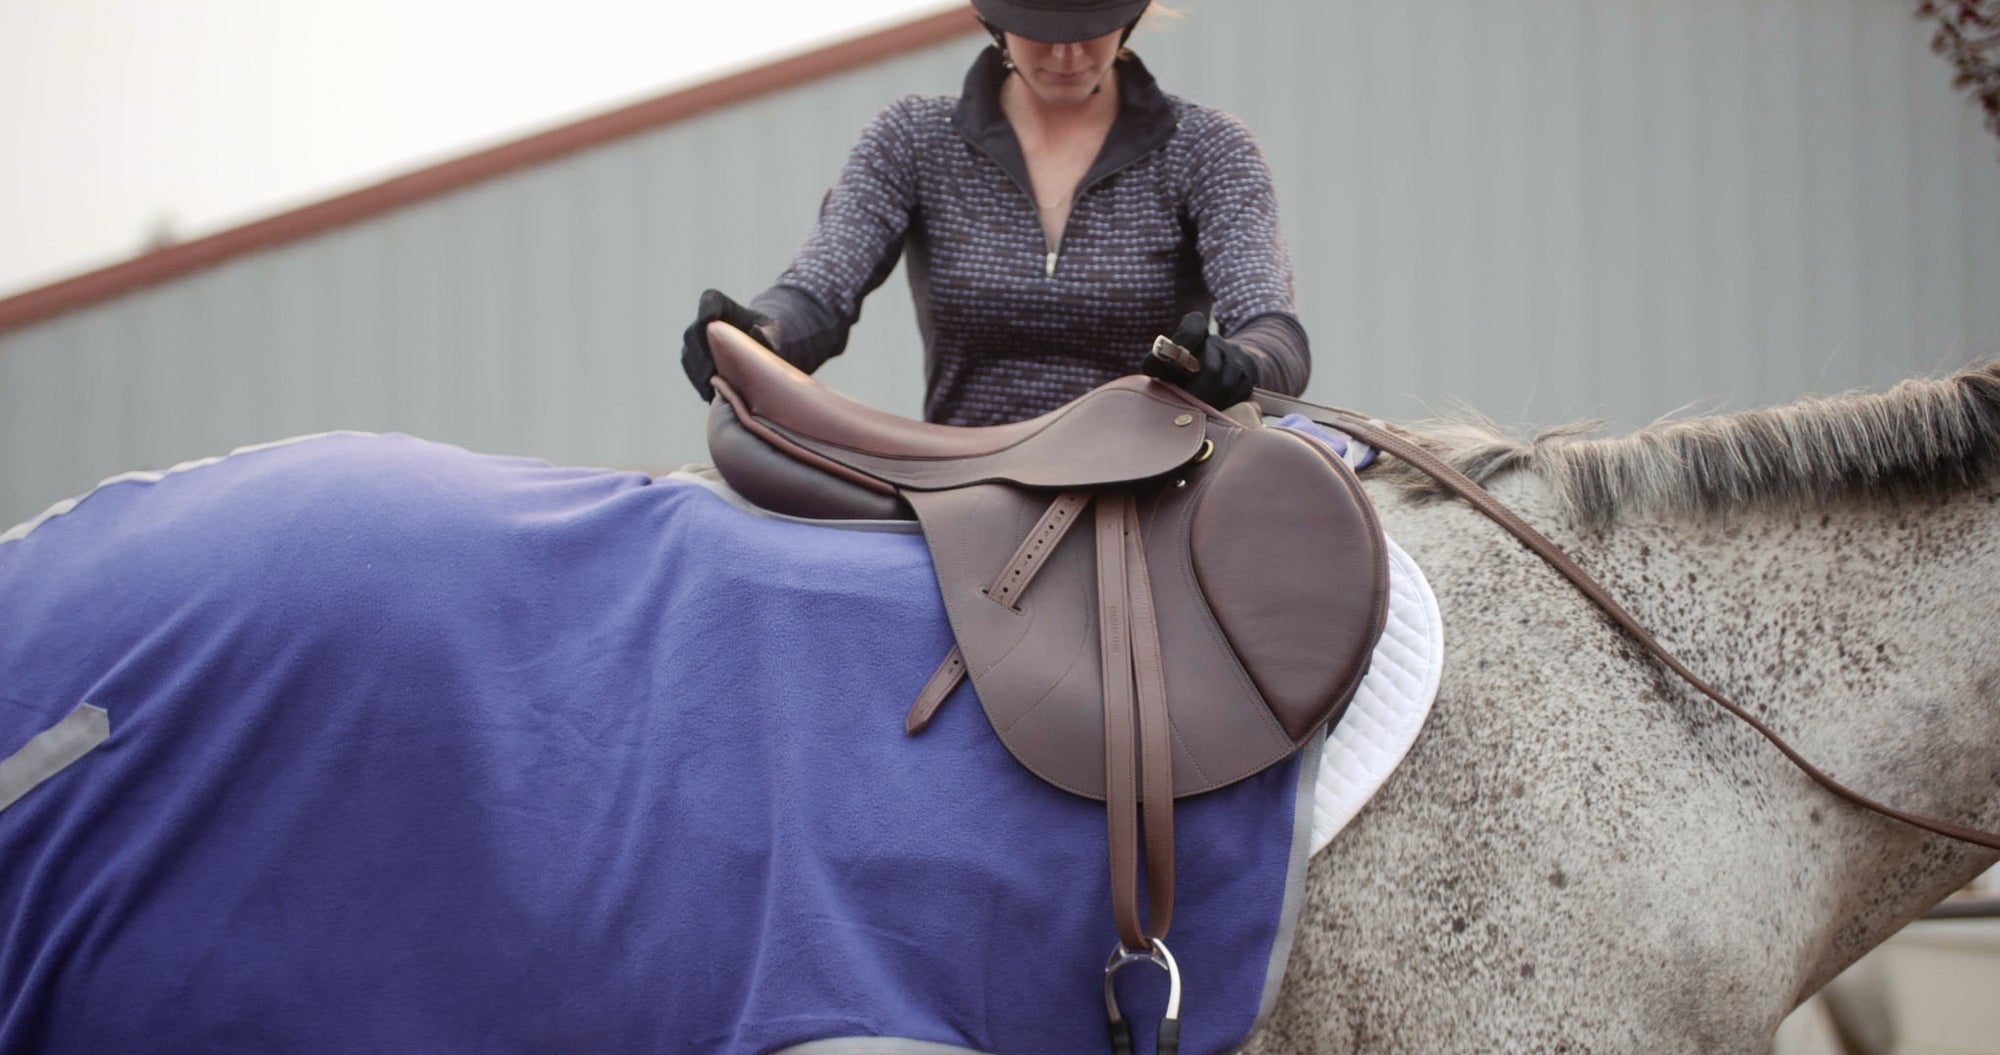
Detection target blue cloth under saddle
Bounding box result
[0,433,1313,1055]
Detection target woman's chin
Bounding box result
[1026,77,1101,106]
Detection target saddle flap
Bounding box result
[906,422,1389,800]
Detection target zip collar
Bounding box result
[950,47,1178,202]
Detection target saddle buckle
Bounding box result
[1147,334,1201,383]
[1103,938,1182,1055]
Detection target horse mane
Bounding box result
[1374,360,2000,529]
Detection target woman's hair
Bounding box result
[1119,3,1179,60]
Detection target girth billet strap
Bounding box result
[1255,389,2000,854]
[990,490,1093,608]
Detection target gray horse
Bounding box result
[1251,360,2000,1052]
[3,361,1994,1053]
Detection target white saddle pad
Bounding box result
[1309,535,1443,856]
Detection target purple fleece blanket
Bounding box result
[0,432,1314,1054]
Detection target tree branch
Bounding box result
[1916,0,2000,151]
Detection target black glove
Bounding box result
[1143,311,1258,409]
[681,289,776,402]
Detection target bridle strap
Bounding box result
[1256,389,2000,853]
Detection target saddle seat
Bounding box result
[705,323,1208,521]
[705,320,1389,1003]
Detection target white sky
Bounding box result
[0,0,956,299]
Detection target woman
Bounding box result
[681,0,1310,425]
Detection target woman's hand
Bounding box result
[681,289,776,402]
[1143,311,1258,409]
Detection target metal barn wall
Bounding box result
[1202,0,2000,429]
[0,36,972,531]
[3,0,1997,529]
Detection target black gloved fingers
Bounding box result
[1169,311,1210,353]
[680,316,719,404]
[700,289,777,348]
[1140,310,1255,408]
[1186,332,1258,410]
[681,288,774,404]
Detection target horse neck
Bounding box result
[1567,477,2000,982]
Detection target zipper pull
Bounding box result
[1045,250,1057,278]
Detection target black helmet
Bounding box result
[971,0,1151,44]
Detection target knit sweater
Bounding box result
[751,48,1310,426]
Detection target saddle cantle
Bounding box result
[705,322,1389,1046]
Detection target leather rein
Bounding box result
[1255,389,2000,855]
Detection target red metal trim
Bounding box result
[0,5,979,335]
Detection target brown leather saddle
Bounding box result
[704,322,1389,1049]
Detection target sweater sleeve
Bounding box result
[1181,110,1311,395]
[749,99,921,374]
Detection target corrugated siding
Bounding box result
[3,0,1996,528]
[1195,0,2000,428]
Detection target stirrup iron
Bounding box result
[1104,938,1182,1055]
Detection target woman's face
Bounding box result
[1003,29,1123,106]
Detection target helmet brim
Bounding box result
[970,0,1151,44]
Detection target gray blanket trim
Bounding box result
[776,1040,987,1055]
[1252,728,1325,1034]
[0,703,110,812]
[2,432,351,547]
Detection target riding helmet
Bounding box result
[971,0,1152,43]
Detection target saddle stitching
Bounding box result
[987,553,1095,736]
[985,630,1092,741]
[1166,701,1216,791]
[978,506,1168,802]
[946,486,992,606]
